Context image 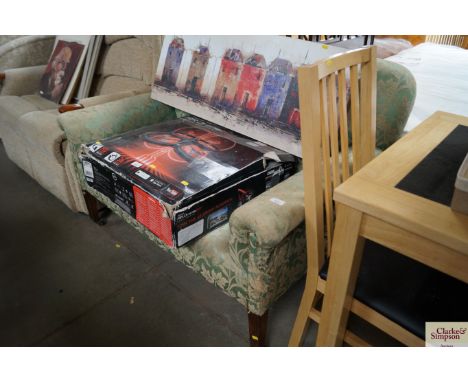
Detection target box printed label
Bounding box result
[89,143,103,153]
[177,219,204,246]
[82,160,94,179]
[135,170,151,180]
[104,152,121,163]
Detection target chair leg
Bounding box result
[83,191,100,222]
[248,310,268,346]
[289,275,320,346]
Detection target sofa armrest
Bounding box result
[375,59,416,149]
[58,89,150,113]
[58,92,177,146]
[58,103,84,113]
[229,171,305,249]
[0,65,46,96]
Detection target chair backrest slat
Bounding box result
[349,64,361,172]
[319,78,334,256]
[337,68,350,180]
[299,46,377,271]
[327,72,341,189]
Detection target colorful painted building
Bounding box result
[255,58,293,121]
[279,73,300,129]
[184,46,210,97]
[233,54,266,113]
[211,49,243,109]
[161,37,185,88]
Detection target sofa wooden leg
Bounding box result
[248,310,268,346]
[83,190,106,224]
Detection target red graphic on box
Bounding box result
[140,126,237,163]
[92,120,262,204]
[133,186,173,247]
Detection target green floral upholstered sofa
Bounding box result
[57,58,416,345]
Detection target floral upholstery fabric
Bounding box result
[375,59,416,149]
[78,169,306,316]
[58,58,416,316]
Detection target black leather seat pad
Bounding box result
[320,240,468,339]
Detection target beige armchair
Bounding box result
[0,36,164,212]
[0,35,55,139]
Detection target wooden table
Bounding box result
[316,111,468,346]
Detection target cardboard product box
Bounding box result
[80,117,297,247]
[451,153,468,215]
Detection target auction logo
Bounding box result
[426,322,468,347]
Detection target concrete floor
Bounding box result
[0,139,402,347]
[0,141,318,346]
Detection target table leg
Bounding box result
[316,203,365,346]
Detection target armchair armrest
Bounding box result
[229,171,305,249]
[0,65,46,96]
[58,92,177,146]
[58,103,84,113]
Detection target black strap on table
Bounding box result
[396,124,468,206]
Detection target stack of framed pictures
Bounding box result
[39,35,103,104]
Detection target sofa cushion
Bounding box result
[97,37,154,86]
[104,35,133,45]
[0,94,56,130]
[94,76,150,96]
[21,94,58,110]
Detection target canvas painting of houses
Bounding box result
[152,36,345,157]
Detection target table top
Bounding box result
[334,111,468,255]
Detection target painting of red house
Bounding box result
[161,37,185,88]
[279,73,300,130]
[184,46,210,97]
[211,49,243,109]
[233,54,266,113]
[153,36,346,157]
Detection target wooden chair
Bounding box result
[288,45,426,346]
